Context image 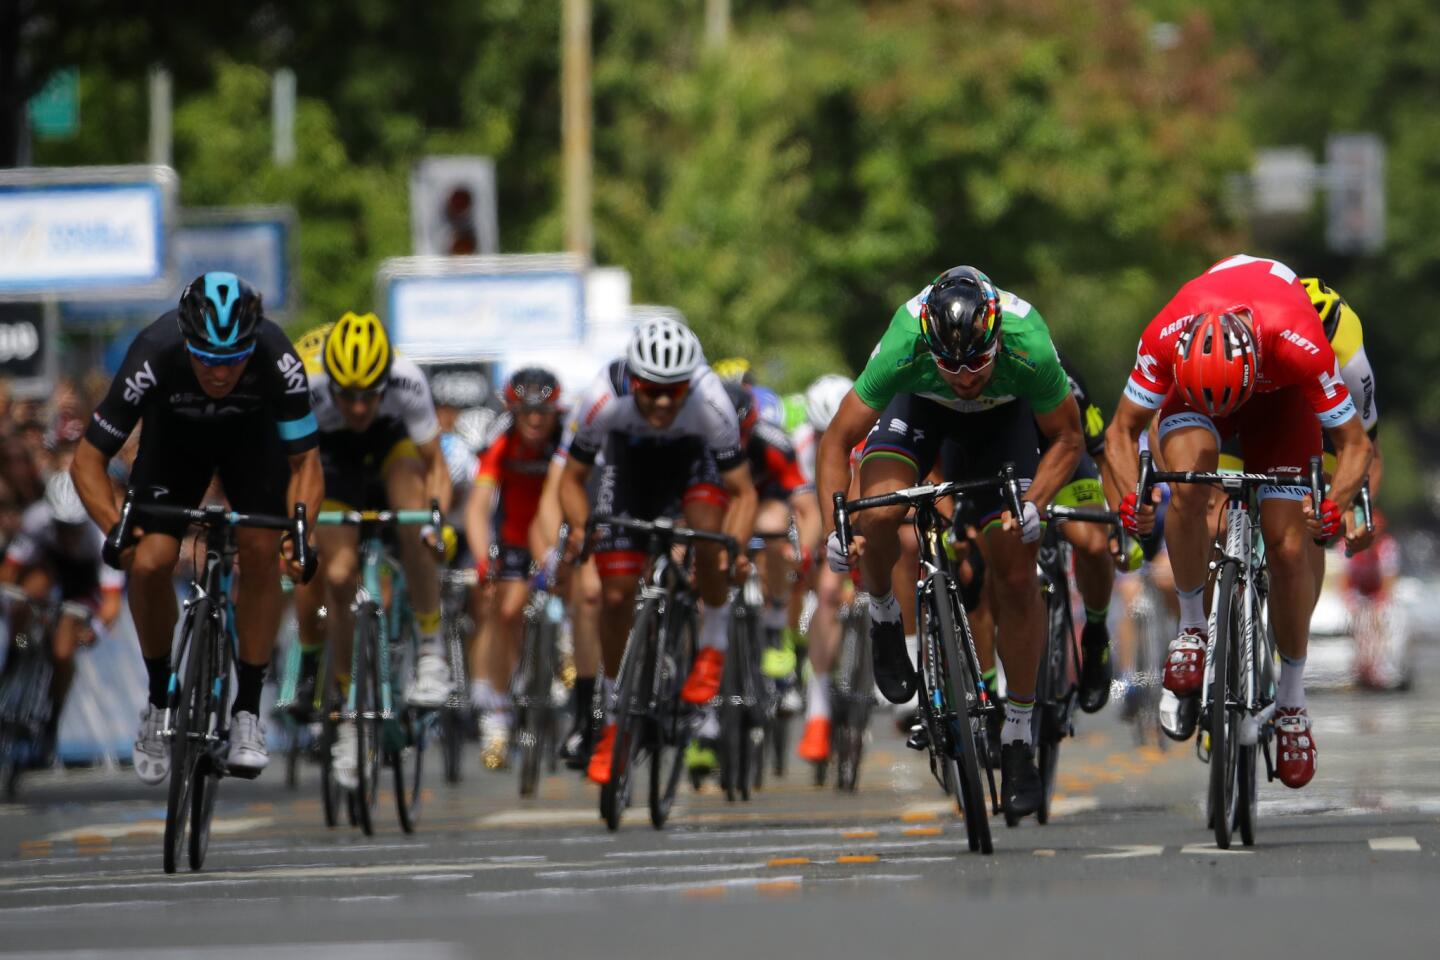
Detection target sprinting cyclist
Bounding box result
[818,266,1084,821]
[465,367,565,769]
[70,272,323,783]
[557,317,757,785]
[0,471,123,766]
[291,312,453,790]
[1104,254,1373,789]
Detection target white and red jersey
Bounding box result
[1124,255,1358,430]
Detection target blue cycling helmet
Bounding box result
[177,272,263,360]
[752,385,785,426]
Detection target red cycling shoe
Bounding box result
[681,648,724,704]
[1163,628,1207,697]
[587,723,617,785]
[1275,707,1317,789]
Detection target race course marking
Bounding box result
[1368,836,1421,852]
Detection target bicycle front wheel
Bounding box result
[1209,561,1242,849]
[649,603,696,829]
[1035,586,1073,826]
[164,599,210,875]
[929,573,992,854]
[393,709,425,833]
[603,599,657,831]
[353,608,384,837]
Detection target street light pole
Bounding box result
[562,0,593,262]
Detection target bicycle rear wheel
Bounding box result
[1210,561,1241,849]
[649,605,695,829]
[353,609,384,837]
[929,574,992,854]
[164,601,210,875]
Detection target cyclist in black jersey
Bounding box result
[70,272,323,786]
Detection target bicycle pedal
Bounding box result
[905,725,930,752]
[1196,730,1211,764]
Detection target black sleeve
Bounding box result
[84,330,159,457]
[257,321,320,455]
[1055,348,1106,459]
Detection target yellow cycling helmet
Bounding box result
[1300,277,1350,342]
[711,356,753,385]
[293,323,333,376]
[323,312,392,390]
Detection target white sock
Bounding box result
[700,600,732,652]
[1177,586,1206,631]
[806,674,831,721]
[698,708,720,740]
[1002,699,1034,745]
[762,603,788,632]
[869,592,901,624]
[1277,654,1306,709]
[470,679,507,713]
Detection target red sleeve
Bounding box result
[764,445,810,495]
[1261,306,1357,428]
[475,434,510,486]
[1123,307,1186,409]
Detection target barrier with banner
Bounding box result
[0,166,178,301]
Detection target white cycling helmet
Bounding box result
[627,316,703,384]
[453,406,500,454]
[804,374,854,432]
[45,471,90,526]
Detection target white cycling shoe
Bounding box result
[331,721,359,791]
[406,650,453,709]
[133,705,170,785]
[226,710,269,775]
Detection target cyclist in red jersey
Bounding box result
[464,368,564,768]
[1104,255,1374,790]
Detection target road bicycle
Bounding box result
[106,494,312,874]
[834,466,1023,855]
[316,503,444,836]
[582,514,734,831]
[1032,503,1123,825]
[514,539,568,798]
[819,574,872,792]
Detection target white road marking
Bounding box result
[476,808,597,827]
[536,861,768,880]
[465,874,805,901]
[3,942,466,959]
[605,838,952,859]
[1085,844,1165,860]
[43,816,274,842]
[1180,843,1252,856]
[0,859,578,892]
[1368,836,1421,852]
[1050,796,1100,817]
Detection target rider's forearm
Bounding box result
[465,484,495,561]
[529,463,565,558]
[791,492,822,550]
[722,483,759,553]
[817,435,860,537]
[558,466,591,532]
[1327,428,1373,511]
[287,448,324,526]
[1102,415,1145,508]
[70,440,119,532]
[420,441,451,513]
[1024,433,1081,510]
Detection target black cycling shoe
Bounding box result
[559,720,594,771]
[1078,621,1113,714]
[870,618,916,704]
[984,706,1004,770]
[1001,741,1043,823]
[284,672,318,721]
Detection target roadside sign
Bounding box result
[0,300,57,397]
[0,166,177,299]
[410,156,499,256]
[28,68,79,139]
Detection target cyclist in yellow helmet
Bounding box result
[291,312,455,791]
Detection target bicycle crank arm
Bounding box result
[1238,702,1277,746]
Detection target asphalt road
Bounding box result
[3,638,1439,958]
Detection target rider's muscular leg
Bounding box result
[129,533,181,707]
[808,566,843,677]
[320,528,361,688]
[683,498,732,662]
[598,575,639,676]
[489,580,528,695]
[983,527,1044,702]
[854,457,915,598]
[386,461,441,645]
[1262,499,1316,708]
[1159,426,1220,596]
[1067,523,1115,617]
[233,527,285,715]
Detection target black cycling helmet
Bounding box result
[505,366,562,410]
[177,272,264,360]
[723,380,755,427]
[920,266,1002,368]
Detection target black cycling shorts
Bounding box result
[130,414,292,538]
[494,543,533,582]
[319,418,416,512]
[590,435,725,578]
[861,394,1040,524]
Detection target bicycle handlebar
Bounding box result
[104,491,316,583]
[578,514,738,565]
[832,464,1025,553]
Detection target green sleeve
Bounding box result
[1025,325,1072,415]
[853,307,917,410]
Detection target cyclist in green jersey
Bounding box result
[817,266,1084,821]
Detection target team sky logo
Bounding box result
[277,353,308,395]
[122,361,157,405]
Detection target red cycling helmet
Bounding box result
[1172,311,1259,417]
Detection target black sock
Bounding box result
[573,676,596,726]
[143,655,170,708]
[299,648,320,682]
[232,659,266,717]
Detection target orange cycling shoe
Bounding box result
[1274,707,1317,789]
[1163,628,1206,697]
[587,722,617,785]
[681,648,724,704]
[798,717,831,763]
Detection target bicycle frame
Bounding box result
[1202,486,1272,730]
[166,521,241,758]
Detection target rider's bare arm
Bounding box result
[417,436,452,514]
[1102,395,1154,509]
[70,439,120,534]
[1323,415,1374,516]
[719,461,759,556]
[1025,393,1084,510]
[817,390,881,538]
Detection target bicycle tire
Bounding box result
[393,709,425,833]
[441,708,464,785]
[164,600,209,875]
[354,608,383,837]
[0,728,19,802]
[189,755,217,870]
[836,699,868,793]
[649,603,695,829]
[1210,560,1241,849]
[719,611,753,803]
[1035,582,1072,826]
[517,615,553,798]
[319,655,343,828]
[603,599,657,830]
[930,573,992,854]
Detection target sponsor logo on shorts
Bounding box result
[888,418,908,436]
